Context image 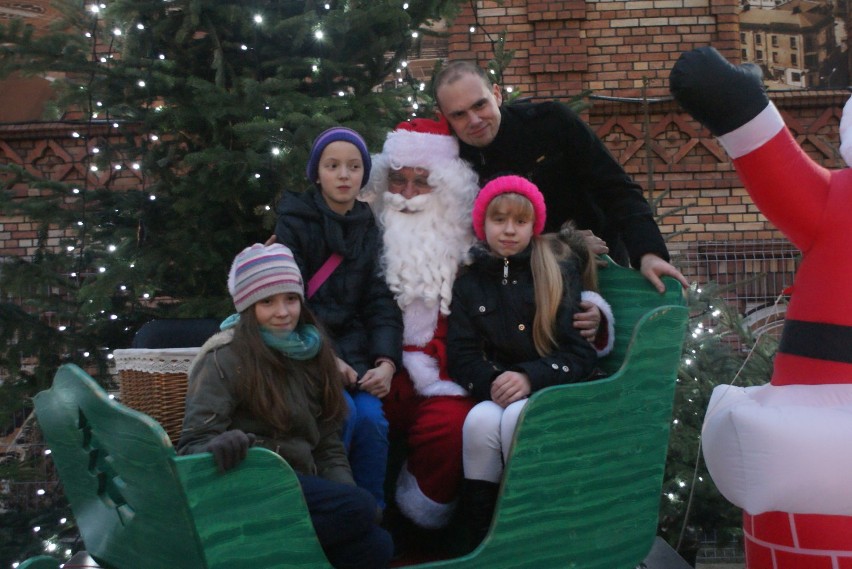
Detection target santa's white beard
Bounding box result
[380,191,474,315]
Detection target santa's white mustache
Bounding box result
[382,191,433,213]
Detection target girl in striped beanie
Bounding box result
[178,242,393,569]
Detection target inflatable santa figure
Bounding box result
[671,47,852,568]
[364,116,479,529]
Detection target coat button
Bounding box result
[562,365,570,372]
[468,383,474,390]
[518,324,525,331]
[479,306,486,312]
[551,363,559,369]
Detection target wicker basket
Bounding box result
[113,348,200,442]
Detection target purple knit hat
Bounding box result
[228,243,304,313]
[305,126,372,188]
[472,175,547,241]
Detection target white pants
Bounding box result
[462,399,528,483]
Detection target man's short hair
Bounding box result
[433,60,492,107]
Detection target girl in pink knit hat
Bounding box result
[447,175,604,547]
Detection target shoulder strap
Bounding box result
[307,253,344,299]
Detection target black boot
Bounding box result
[462,479,499,550]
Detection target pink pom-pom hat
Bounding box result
[471,175,546,241]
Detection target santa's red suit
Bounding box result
[671,47,852,568]
[384,300,475,528]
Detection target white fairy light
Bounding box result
[253,14,263,24]
[315,29,324,40]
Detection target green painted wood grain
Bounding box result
[30,259,687,569]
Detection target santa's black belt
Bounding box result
[779,319,852,364]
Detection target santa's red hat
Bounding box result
[380,115,459,171]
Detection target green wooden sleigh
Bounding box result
[20,259,687,569]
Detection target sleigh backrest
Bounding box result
[34,364,330,569]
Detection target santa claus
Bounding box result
[363,116,479,531]
[671,47,852,568]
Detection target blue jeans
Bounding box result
[341,390,388,509]
[297,474,393,569]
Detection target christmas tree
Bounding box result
[1,1,462,564]
[0,0,462,388]
[659,281,780,561]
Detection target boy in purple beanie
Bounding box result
[274,126,402,513]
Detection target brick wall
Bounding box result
[446,0,742,99]
[0,122,144,258]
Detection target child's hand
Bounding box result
[491,371,531,408]
[358,362,394,398]
[336,357,359,387]
[573,301,601,342]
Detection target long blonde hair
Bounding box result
[229,302,346,435]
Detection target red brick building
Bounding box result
[2,0,848,317]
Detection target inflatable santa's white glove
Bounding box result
[669,46,770,137]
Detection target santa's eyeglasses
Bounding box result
[388,171,432,194]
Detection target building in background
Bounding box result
[739,0,845,88]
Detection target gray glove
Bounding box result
[204,430,256,472]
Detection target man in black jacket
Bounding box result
[434,61,687,293]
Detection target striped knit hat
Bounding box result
[228,243,304,313]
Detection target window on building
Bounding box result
[791,71,802,83]
[741,32,746,43]
[756,49,764,61]
[771,36,778,48]
[742,48,748,60]
[772,52,778,63]
[756,34,762,45]
[791,37,797,49]
[791,54,798,67]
